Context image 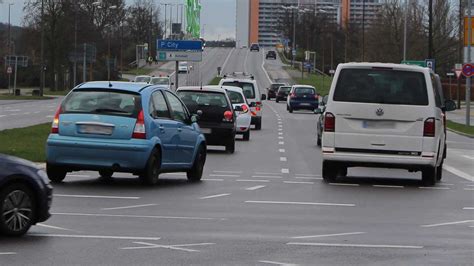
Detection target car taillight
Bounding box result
[324,112,335,132]
[51,106,62,134]
[423,117,435,137]
[242,105,249,113]
[255,102,262,111]
[315,94,319,100]
[132,110,146,139]
[224,110,233,122]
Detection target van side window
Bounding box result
[430,74,442,108]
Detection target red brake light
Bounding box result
[242,105,249,113]
[423,117,435,137]
[324,112,335,132]
[51,106,62,134]
[224,110,233,122]
[132,110,146,139]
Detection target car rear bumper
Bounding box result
[203,129,235,145]
[289,101,319,110]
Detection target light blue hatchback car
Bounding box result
[46,81,206,185]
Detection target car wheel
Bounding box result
[243,130,250,141]
[288,106,293,113]
[0,183,36,236]
[322,161,338,183]
[140,149,161,185]
[187,145,206,182]
[99,170,114,180]
[46,164,67,183]
[276,99,279,103]
[422,166,437,186]
[317,135,321,147]
[436,163,443,181]
[226,139,235,154]
[339,167,348,177]
[255,119,262,130]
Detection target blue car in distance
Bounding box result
[46,82,207,185]
[287,85,319,113]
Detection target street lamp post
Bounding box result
[7,2,13,95]
[40,0,45,96]
[403,0,408,61]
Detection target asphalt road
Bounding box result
[0,49,473,266]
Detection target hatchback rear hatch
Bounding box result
[291,87,318,103]
[331,67,430,153]
[57,89,141,140]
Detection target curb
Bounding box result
[447,128,474,138]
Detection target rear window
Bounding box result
[295,87,315,95]
[227,91,245,104]
[270,83,285,90]
[62,90,141,118]
[135,77,150,83]
[222,82,256,99]
[177,91,230,112]
[151,78,169,85]
[279,87,291,92]
[333,69,428,105]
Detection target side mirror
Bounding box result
[314,108,323,114]
[234,105,243,112]
[191,114,198,123]
[261,94,267,100]
[444,100,456,111]
[322,95,329,105]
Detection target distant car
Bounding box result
[134,75,152,83]
[46,81,207,185]
[177,86,237,153]
[266,50,277,60]
[221,86,252,141]
[250,43,260,52]
[267,83,287,100]
[178,62,189,73]
[321,63,457,185]
[150,76,171,88]
[287,85,319,113]
[0,154,52,236]
[275,86,292,103]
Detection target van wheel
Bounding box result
[0,184,36,236]
[187,145,206,182]
[243,130,250,141]
[46,164,67,183]
[140,149,161,185]
[422,166,437,186]
[276,99,279,103]
[255,119,262,130]
[436,163,443,181]
[288,107,293,113]
[322,161,337,183]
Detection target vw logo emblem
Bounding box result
[375,108,384,116]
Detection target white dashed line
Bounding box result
[237,179,270,183]
[102,204,158,211]
[255,172,281,175]
[373,185,404,188]
[280,157,287,162]
[200,193,231,199]
[29,233,161,241]
[213,170,242,174]
[0,115,6,118]
[294,176,323,180]
[281,168,289,174]
[202,178,224,181]
[278,132,283,135]
[284,181,314,184]
[464,188,474,191]
[291,232,366,239]
[279,141,284,145]
[443,165,474,182]
[463,207,474,210]
[246,200,355,207]
[287,242,423,249]
[278,136,284,139]
[279,149,286,153]
[0,252,16,255]
[278,128,283,131]
[462,155,474,160]
[52,212,221,221]
[329,183,360,187]
[252,175,282,179]
[259,260,296,266]
[36,223,77,232]
[245,185,266,191]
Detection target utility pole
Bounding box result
[403,0,408,61]
[458,0,463,109]
[293,8,296,67]
[361,0,365,61]
[73,2,78,87]
[467,0,472,126]
[428,0,433,58]
[7,3,13,95]
[40,0,45,96]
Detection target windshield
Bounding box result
[135,76,150,83]
[150,78,169,85]
[62,90,141,118]
[222,81,256,99]
[227,90,245,104]
[334,69,428,105]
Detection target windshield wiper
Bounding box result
[94,108,128,113]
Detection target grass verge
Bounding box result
[293,72,333,96]
[209,76,222,85]
[0,123,50,162]
[447,120,474,137]
[122,68,153,76]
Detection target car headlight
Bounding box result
[37,169,51,184]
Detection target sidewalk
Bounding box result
[447,103,474,125]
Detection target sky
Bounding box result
[0,0,236,40]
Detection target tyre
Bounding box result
[0,183,36,236]
[139,149,161,185]
[46,164,67,183]
[322,161,338,183]
[422,166,437,186]
[243,130,250,141]
[255,119,262,130]
[317,135,321,147]
[276,99,279,103]
[99,170,114,179]
[288,106,293,113]
[339,167,348,177]
[187,145,206,182]
[226,138,235,154]
[436,163,443,181]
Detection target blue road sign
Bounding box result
[157,40,202,51]
[425,59,435,72]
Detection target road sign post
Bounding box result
[455,63,463,109]
[447,73,454,99]
[466,2,472,126]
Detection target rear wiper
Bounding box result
[94,108,128,113]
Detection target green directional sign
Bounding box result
[159,52,166,60]
[401,60,426,67]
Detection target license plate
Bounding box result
[300,103,311,106]
[362,121,395,129]
[79,125,114,135]
[200,128,212,134]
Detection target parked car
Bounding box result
[220,86,252,141]
[250,43,260,52]
[134,75,152,83]
[266,50,277,60]
[267,83,287,100]
[178,62,189,73]
[321,63,457,185]
[275,86,292,103]
[46,81,207,185]
[219,73,266,130]
[0,154,52,236]
[177,86,237,153]
[287,85,319,113]
[150,76,172,88]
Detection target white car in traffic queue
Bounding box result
[133,75,152,83]
[219,73,266,130]
[320,63,457,186]
[150,76,172,89]
[218,86,252,141]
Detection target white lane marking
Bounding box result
[121,241,215,252]
[101,203,158,211]
[464,188,474,191]
[278,124,283,128]
[295,174,320,177]
[279,141,285,145]
[209,174,240,177]
[4,109,20,112]
[213,170,242,174]
[246,185,266,191]
[329,183,360,187]
[245,200,355,207]
[255,172,281,175]
[295,176,323,180]
[278,121,282,124]
[52,212,222,221]
[291,232,366,239]
[0,252,16,255]
[279,149,285,153]
[23,112,31,115]
[165,172,186,176]
[287,242,423,249]
[259,260,296,266]
[34,111,40,114]
[278,136,284,139]
[418,187,450,190]
[284,181,314,184]
[463,207,474,210]
[54,194,139,200]
[202,178,224,181]
[421,220,474,227]
[278,132,283,135]
[46,115,54,118]
[0,115,6,118]
[443,164,474,182]
[237,179,270,183]
[280,157,287,162]
[261,48,273,83]
[66,174,91,177]
[462,155,474,160]
[252,175,282,179]
[281,168,289,174]
[36,223,77,232]
[278,128,283,131]
[29,234,161,241]
[200,193,231,199]
[221,48,235,71]
[373,185,404,188]
[465,184,474,187]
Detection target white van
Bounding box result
[321,63,456,185]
